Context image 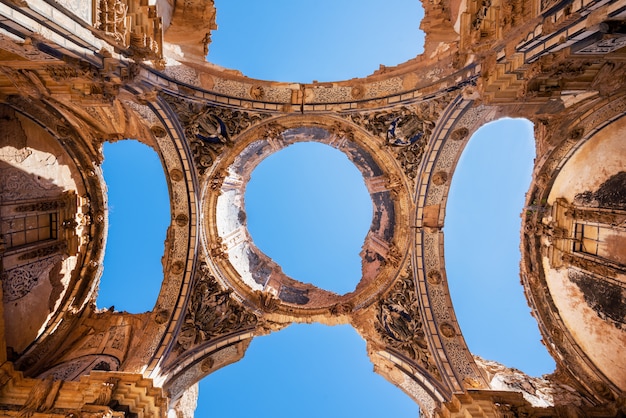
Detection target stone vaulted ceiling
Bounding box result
[0,0,625,417]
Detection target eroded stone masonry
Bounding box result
[0,0,625,417]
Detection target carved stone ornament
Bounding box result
[348,99,447,182]
[432,171,448,186]
[2,256,62,302]
[175,263,257,352]
[163,94,269,175]
[472,0,492,30]
[351,84,366,99]
[171,261,184,275]
[259,121,285,140]
[95,0,162,61]
[450,127,469,141]
[249,85,265,100]
[426,270,442,285]
[169,169,184,182]
[375,270,442,379]
[439,322,457,338]
[0,166,59,202]
[19,375,62,416]
[327,121,355,142]
[175,214,189,227]
[330,302,354,316]
[17,243,67,261]
[209,171,225,191]
[209,237,228,260]
[256,291,279,313]
[383,243,402,268]
[150,124,167,138]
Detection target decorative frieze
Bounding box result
[95,0,162,61]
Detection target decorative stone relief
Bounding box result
[402,380,437,416]
[365,77,404,99]
[347,99,447,184]
[0,67,48,99]
[1,256,62,302]
[123,100,159,126]
[163,66,201,87]
[163,94,270,175]
[19,375,63,416]
[456,104,497,134]
[375,269,441,380]
[95,0,162,61]
[38,355,120,381]
[432,171,448,186]
[0,35,57,62]
[175,263,258,353]
[524,57,593,98]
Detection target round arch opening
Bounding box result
[244,142,373,295]
[444,118,555,377]
[209,122,407,314]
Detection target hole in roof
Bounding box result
[197,324,418,417]
[208,0,425,82]
[244,142,372,295]
[444,118,555,376]
[97,140,170,313]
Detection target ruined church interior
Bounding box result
[1,0,626,416]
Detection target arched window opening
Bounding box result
[97,140,170,313]
[444,118,555,376]
[244,142,373,295]
[198,324,418,417]
[208,0,425,82]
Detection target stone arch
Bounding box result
[521,108,626,400]
[202,116,412,318]
[157,114,459,416]
[0,103,105,373]
[443,117,553,376]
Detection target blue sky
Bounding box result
[245,142,372,294]
[98,1,555,416]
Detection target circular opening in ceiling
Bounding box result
[212,124,401,310]
[208,0,425,82]
[244,142,372,295]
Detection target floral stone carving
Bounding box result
[347,99,447,182]
[375,270,441,380]
[163,94,270,175]
[175,263,257,352]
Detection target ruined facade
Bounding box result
[0,0,625,416]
